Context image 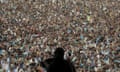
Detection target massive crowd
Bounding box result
[0,0,120,72]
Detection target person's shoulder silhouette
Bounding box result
[47,47,76,72]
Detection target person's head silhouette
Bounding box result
[54,47,64,60]
[47,47,76,72]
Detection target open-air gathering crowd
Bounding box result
[0,0,120,72]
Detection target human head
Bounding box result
[54,47,64,59]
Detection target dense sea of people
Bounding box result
[0,0,120,72]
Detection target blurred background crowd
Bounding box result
[0,0,120,72]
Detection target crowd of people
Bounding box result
[0,0,120,72]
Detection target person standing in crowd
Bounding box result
[47,47,76,72]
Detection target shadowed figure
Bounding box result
[47,47,76,72]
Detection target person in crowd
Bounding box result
[47,47,76,72]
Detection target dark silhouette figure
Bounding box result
[47,47,76,72]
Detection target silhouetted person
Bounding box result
[47,47,76,72]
